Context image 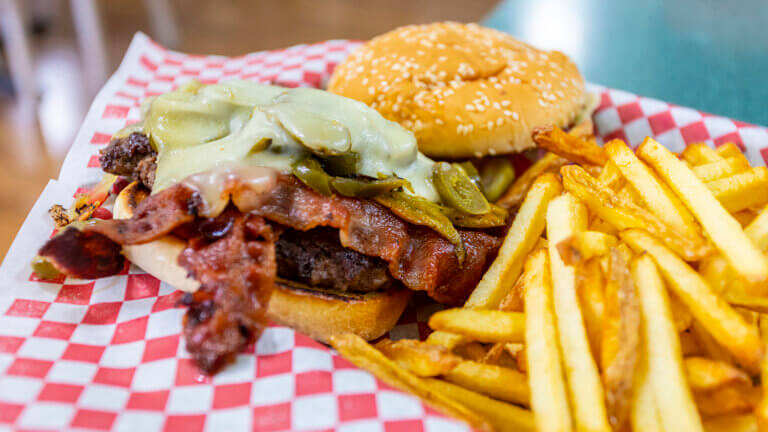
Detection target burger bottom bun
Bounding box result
[113,182,412,342]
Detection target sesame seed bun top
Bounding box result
[328,22,586,159]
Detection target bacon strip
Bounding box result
[178,209,276,373]
[41,175,500,305]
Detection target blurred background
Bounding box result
[0,0,766,261]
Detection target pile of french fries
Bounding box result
[330,125,768,432]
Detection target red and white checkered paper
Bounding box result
[1,32,767,432]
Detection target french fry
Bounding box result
[756,314,768,432]
[562,164,712,260]
[598,161,626,190]
[569,117,595,139]
[425,331,465,350]
[466,173,562,309]
[523,248,573,432]
[630,343,663,432]
[547,193,611,432]
[428,309,525,343]
[622,229,763,373]
[690,320,738,366]
[329,334,492,431]
[725,293,768,314]
[454,342,489,362]
[375,339,460,377]
[694,384,761,418]
[670,291,695,332]
[577,258,605,363]
[503,343,527,373]
[699,254,733,296]
[601,249,640,431]
[605,138,701,238]
[745,205,768,252]
[533,125,608,166]
[637,138,768,284]
[632,255,704,432]
[497,152,567,209]
[706,167,768,213]
[684,357,751,392]
[715,142,745,159]
[443,360,530,406]
[704,414,758,432]
[693,156,751,182]
[497,274,525,313]
[557,230,618,265]
[682,142,723,165]
[421,379,536,432]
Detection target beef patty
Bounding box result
[99,132,157,189]
[276,227,394,293]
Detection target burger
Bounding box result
[328,22,594,200]
[36,23,589,374]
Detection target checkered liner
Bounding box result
[1,32,767,432]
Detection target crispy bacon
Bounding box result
[40,175,500,305]
[38,228,125,278]
[178,208,276,373]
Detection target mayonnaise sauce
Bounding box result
[125,80,439,202]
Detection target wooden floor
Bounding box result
[0,0,499,261]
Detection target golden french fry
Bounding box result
[606,138,701,238]
[715,142,745,159]
[454,341,489,362]
[706,167,768,213]
[690,320,738,366]
[670,291,695,332]
[577,258,605,363]
[425,331,465,350]
[497,153,567,209]
[684,357,751,392]
[601,249,640,431]
[421,379,536,432]
[630,343,663,432]
[704,413,758,432]
[497,274,525,313]
[632,255,704,432]
[756,314,768,432]
[557,230,618,265]
[637,138,768,284]
[694,384,761,418]
[428,309,525,343]
[569,117,595,139]
[502,342,527,373]
[562,164,712,260]
[725,293,768,314]
[622,229,763,373]
[745,205,768,252]
[598,161,626,190]
[533,125,608,166]
[328,334,492,431]
[682,142,723,165]
[523,248,573,432]
[547,193,611,432]
[699,254,733,296]
[467,173,562,309]
[375,339,460,378]
[443,360,530,406]
[693,156,751,182]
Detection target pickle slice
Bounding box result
[478,157,516,202]
[433,162,491,215]
[292,157,334,196]
[331,177,410,198]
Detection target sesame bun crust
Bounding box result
[113,181,411,342]
[328,22,586,158]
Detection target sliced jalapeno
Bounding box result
[331,176,411,198]
[443,203,508,228]
[322,153,359,177]
[31,256,62,280]
[457,161,483,193]
[375,191,466,264]
[433,162,490,215]
[479,157,516,202]
[292,157,334,196]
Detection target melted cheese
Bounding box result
[129,80,439,201]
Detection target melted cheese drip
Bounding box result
[129,80,439,201]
